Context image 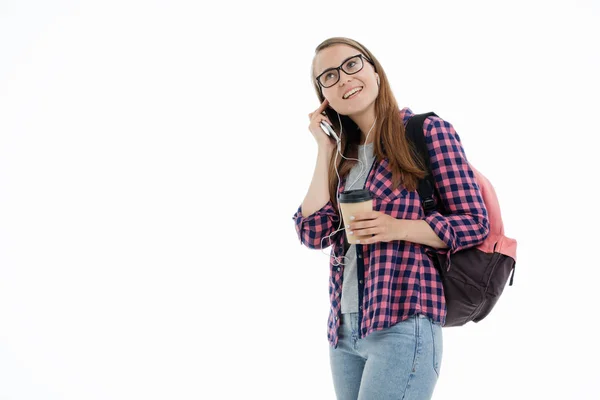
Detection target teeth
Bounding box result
[343,87,362,99]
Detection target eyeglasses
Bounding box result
[315,54,374,89]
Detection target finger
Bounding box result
[352,227,380,236]
[348,219,377,231]
[356,234,379,245]
[310,112,327,123]
[316,98,330,114]
[350,211,379,221]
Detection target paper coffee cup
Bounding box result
[339,189,373,244]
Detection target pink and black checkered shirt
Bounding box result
[292,107,490,348]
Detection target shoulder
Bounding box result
[399,107,454,133]
[422,114,462,147]
[399,107,462,146]
[398,107,414,125]
[422,113,454,131]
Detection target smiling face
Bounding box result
[313,44,379,117]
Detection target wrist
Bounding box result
[393,218,408,241]
[318,143,335,155]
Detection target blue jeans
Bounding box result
[329,313,443,400]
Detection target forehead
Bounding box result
[314,44,363,76]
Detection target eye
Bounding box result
[345,58,362,72]
[323,71,337,82]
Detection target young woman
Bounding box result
[292,37,489,399]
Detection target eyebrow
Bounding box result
[316,54,361,77]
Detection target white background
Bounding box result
[1,0,599,399]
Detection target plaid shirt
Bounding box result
[292,107,489,348]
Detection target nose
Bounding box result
[337,70,352,86]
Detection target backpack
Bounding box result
[405,112,517,327]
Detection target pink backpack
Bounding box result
[407,112,517,327]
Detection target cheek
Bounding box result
[370,84,380,98]
[362,84,379,103]
[349,86,378,108]
[328,97,343,110]
[323,95,344,114]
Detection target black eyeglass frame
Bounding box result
[315,54,375,89]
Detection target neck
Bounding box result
[350,107,377,145]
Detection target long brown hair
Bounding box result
[311,37,426,209]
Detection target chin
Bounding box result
[345,102,371,116]
[332,95,375,116]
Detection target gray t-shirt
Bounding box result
[341,142,375,314]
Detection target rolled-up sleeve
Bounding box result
[422,116,490,254]
[292,201,341,249]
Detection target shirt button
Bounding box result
[359,280,363,284]
[336,267,341,272]
[358,254,362,259]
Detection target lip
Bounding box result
[342,86,363,99]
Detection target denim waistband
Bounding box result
[341,313,429,322]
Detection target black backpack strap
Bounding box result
[405,112,438,214]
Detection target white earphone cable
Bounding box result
[319,114,377,265]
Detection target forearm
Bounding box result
[301,146,334,216]
[395,219,448,249]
